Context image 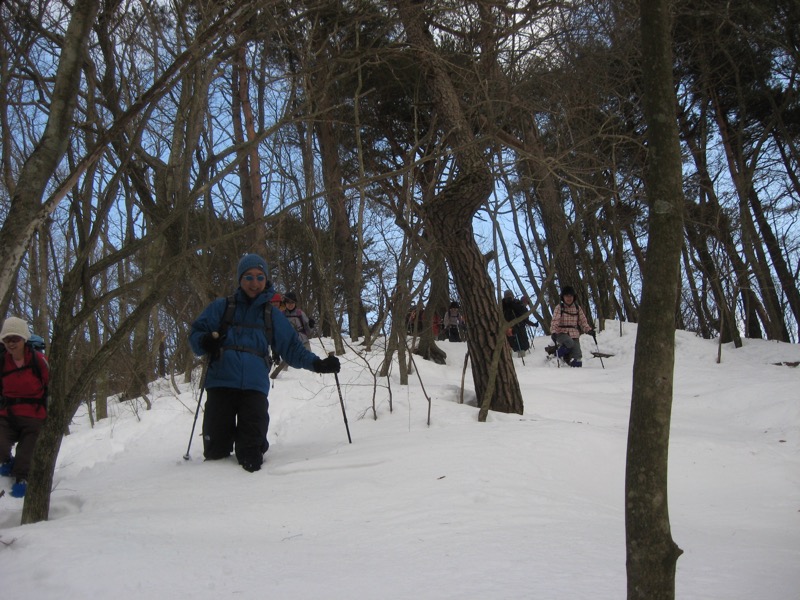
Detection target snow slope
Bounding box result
[1,322,798,599]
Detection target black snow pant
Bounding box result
[447,326,461,342]
[0,413,43,479]
[508,325,530,353]
[202,388,270,468]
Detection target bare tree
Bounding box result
[625,1,685,597]
[393,1,523,415]
[0,0,100,312]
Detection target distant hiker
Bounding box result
[270,292,314,379]
[190,254,340,473]
[443,301,465,342]
[406,303,428,335]
[550,285,594,368]
[406,304,419,335]
[0,316,49,498]
[502,290,533,358]
[282,292,314,350]
[270,292,284,311]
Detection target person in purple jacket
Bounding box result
[190,254,340,472]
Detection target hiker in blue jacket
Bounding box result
[189,253,340,472]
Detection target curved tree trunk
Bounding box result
[396,0,523,414]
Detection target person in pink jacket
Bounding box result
[550,286,595,367]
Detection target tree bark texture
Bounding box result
[396,0,522,414]
[626,1,684,597]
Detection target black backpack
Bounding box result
[217,294,276,364]
[0,338,48,408]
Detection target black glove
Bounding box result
[272,350,281,364]
[312,355,341,374]
[200,332,224,357]
[308,318,316,329]
[588,329,596,339]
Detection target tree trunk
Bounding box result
[0,0,100,311]
[626,2,684,597]
[422,176,523,415]
[518,131,580,297]
[232,47,265,252]
[414,235,448,364]
[748,188,800,338]
[316,116,362,340]
[22,282,169,524]
[396,0,522,414]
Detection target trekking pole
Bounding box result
[183,333,217,460]
[329,351,352,444]
[525,323,536,350]
[591,332,605,370]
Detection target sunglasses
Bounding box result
[3,336,23,343]
[242,275,266,282]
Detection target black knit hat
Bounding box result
[560,285,576,301]
[284,292,298,303]
[449,301,459,309]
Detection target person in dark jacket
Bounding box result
[502,290,533,357]
[189,254,340,472]
[0,316,49,498]
[443,301,465,342]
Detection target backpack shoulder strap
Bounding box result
[29,348,42,381]
[218,293,275,347]
[30,349,47,402]
[263,303,275,347]
[218,294,237,337]
[0,348,48,405]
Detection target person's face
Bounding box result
[240,268,267,299]
[2,335,24,355]
[284,299,296,310]
[563,293,574,304]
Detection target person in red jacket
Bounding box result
[0,316,49,497]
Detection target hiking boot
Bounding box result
[556,346,570,359]
[10,478,27,498]
[0,457,14,477]
[570,360,582,368]
[241,461,261,473]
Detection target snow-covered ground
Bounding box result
[2,322,798,599]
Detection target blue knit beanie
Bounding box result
[237,254,269,282]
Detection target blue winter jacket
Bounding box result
[189,288,319,395]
